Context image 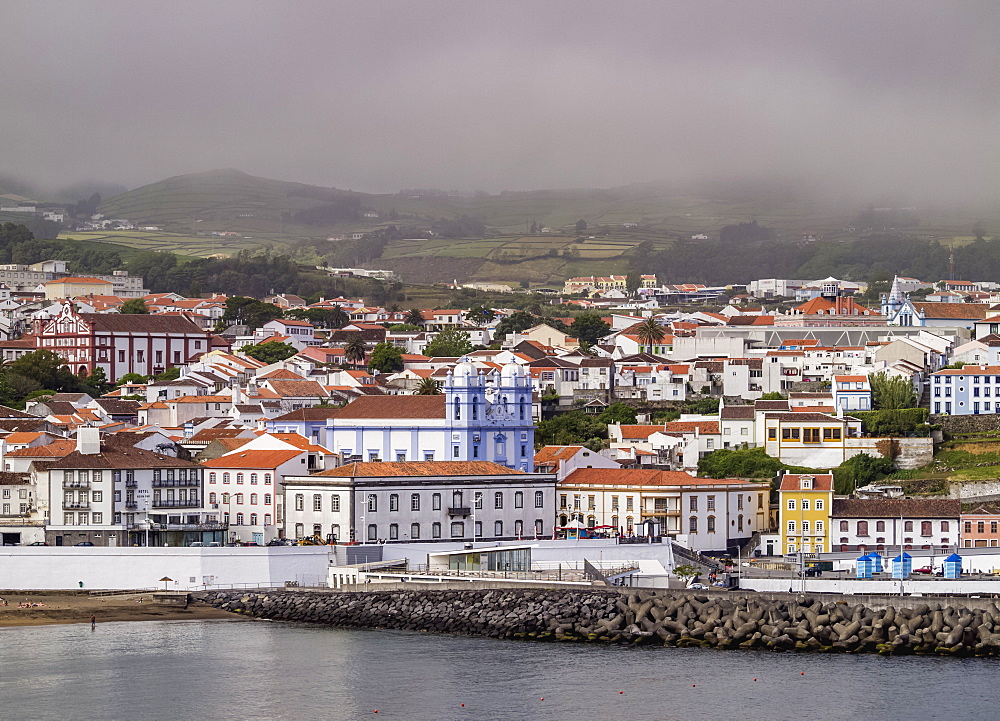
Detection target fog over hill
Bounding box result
[2,1,999,206]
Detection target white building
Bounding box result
[282,461,556,543]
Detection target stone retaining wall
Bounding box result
[200,588,1000,657]
[931,414,1000,435]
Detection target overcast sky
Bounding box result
[3,1,998,202]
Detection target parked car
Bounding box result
[688,583,707,590]
[28,541,49,546]
[913,566,934,575]
[74,541,94,546]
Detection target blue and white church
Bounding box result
[881,275,926,326]
[268,360,536,471]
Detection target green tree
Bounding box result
[343,334,368,366]
[117,372,149,386]
[495,311,538,339]
[535,411,608,449]
[759,391,786,400]
[368,342,404,373]
[6,350,87,396]
[387,323,421,331]
[635,317,665,349]
[869,371,915,409]
[465,305,496,326]
[239,341,299,364]
[85,367,113,395]
[221,297,283,329]
[119,298,149,314]
[625,271,641,298]
[152,367,181,382]
[424,328,475,357]
[833,453,895,495]
[575,219,588,233]
[569,314,611,345]
[416,377,442,395]
[672,564,699,583]
[403,308,425,326]
[598,402,638,425]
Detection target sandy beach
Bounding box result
[0,590,238,627]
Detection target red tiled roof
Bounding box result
[314,461,523,477]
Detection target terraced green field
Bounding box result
[58,230,293,258]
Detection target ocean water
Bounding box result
[0,618,996,720]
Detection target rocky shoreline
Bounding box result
[200,588,1000,657]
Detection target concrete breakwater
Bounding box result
[201,589,1000,657]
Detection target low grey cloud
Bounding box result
[2,0,998,203]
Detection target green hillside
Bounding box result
[93,169,999,284]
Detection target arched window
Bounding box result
[611,515,619,530]
[209,492,217,504]
[519,399,525,420]
[876,520,885,532]
[222,492,231,504]
[857,521,869,536]
[815,520,824,532]
[235,494,244,504]
[264,514,272,525]
[626,516,634,533]
[707,516,716,533]
[840,520,848,531]
[264,494,272,505]
[250,494,258,505]
[587,516,596,528]
[209,472,217,483]
[236,473,244,484]
[472,397,479,420]
[410,523,420,540]
[222,473,230,484]
[787,520,796,531]
[250,473,258,484]
[250,513,258,525]
[235,513,244,525]
[454,398,461,420]
[264,474,272,484]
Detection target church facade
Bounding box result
[268,360,536,472]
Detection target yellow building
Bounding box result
[779,472,834,555]
[44,276,113,300]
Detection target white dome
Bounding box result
[500,361,524,380]
[452,359,476,379]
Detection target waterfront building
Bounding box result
[45,429,221,547]
[831,498,960,553]
[778,473,834,555]
[281,460,556,543]
[961,507,1000,548]
[558,468,769,553]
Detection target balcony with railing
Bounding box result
[124,479,138,488]
[152,498,201,508]
[448,507,471,517]
[63,501,91,510]
[152,478,201,488]
[63,480,90,489]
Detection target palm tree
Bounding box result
[328,304,350,329]
[343,334,368,367]
[403,308,424,327]
[415,377,442,395]
[636,317,666,351]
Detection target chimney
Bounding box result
[76,427,100,455]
